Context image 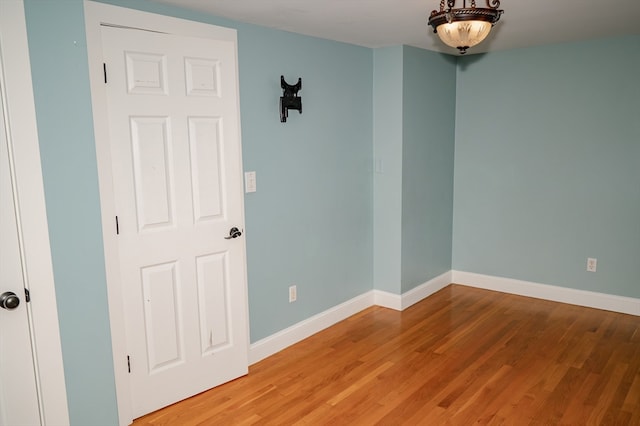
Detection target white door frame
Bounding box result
[0,1,69,424]
[84,2,245,424]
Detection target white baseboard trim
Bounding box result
[249,291,375,365]
[371,289,401,310]
[249,270,640,364]
[249,271,453,365]
[374,270,452,311]
[401,270,452,310]
[250,270,639,366]
[452,270,640,317]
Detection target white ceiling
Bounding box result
[148,0,640,54]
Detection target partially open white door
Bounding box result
[86,3,249,420]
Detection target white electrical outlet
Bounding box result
[587,258,597,272]
[289,285,297,303]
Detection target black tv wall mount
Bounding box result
[280,76,302,123]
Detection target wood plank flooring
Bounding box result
[133,284,640,425]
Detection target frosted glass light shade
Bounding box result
[428,2,503,54]
[436,20,492,50]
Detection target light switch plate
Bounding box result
[244,171,256,193]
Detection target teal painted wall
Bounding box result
[23,1,118,424]
[22,0,639,423]
[401,46,455,292]
[24,0,372,424]
[236,24,373,341]
[372,46,403,293]
[372,46,456,294]
[453,36,640,298]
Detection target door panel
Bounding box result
[101,25,248,418]
[189,117,224,221]
[141,261,183,372]
[196,252,230,353]
[130,116,174,230]
[125,52,167,95]
[185,58,220,97]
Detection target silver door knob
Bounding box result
[224,227,242,239]
[0,291,20,310]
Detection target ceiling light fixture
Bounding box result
[428,0,503,54]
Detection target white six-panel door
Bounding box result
[99,22,248,419]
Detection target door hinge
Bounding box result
[115,216,119,235]
[103,63,107,84]
[127,355,131,373]
[24,288,31,303]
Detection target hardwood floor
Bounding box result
[133,285,640,425]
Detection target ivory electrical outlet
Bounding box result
[289,285,297,303]
[587,258,597,272]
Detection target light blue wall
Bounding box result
[453,36,640,298]
[401,46,455,292]
[372,46,404,293]
[22,0,639,423]
[24,0,372,424]
[372,46,456,294]
[236,23,373,341]
[23,1,118,424]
